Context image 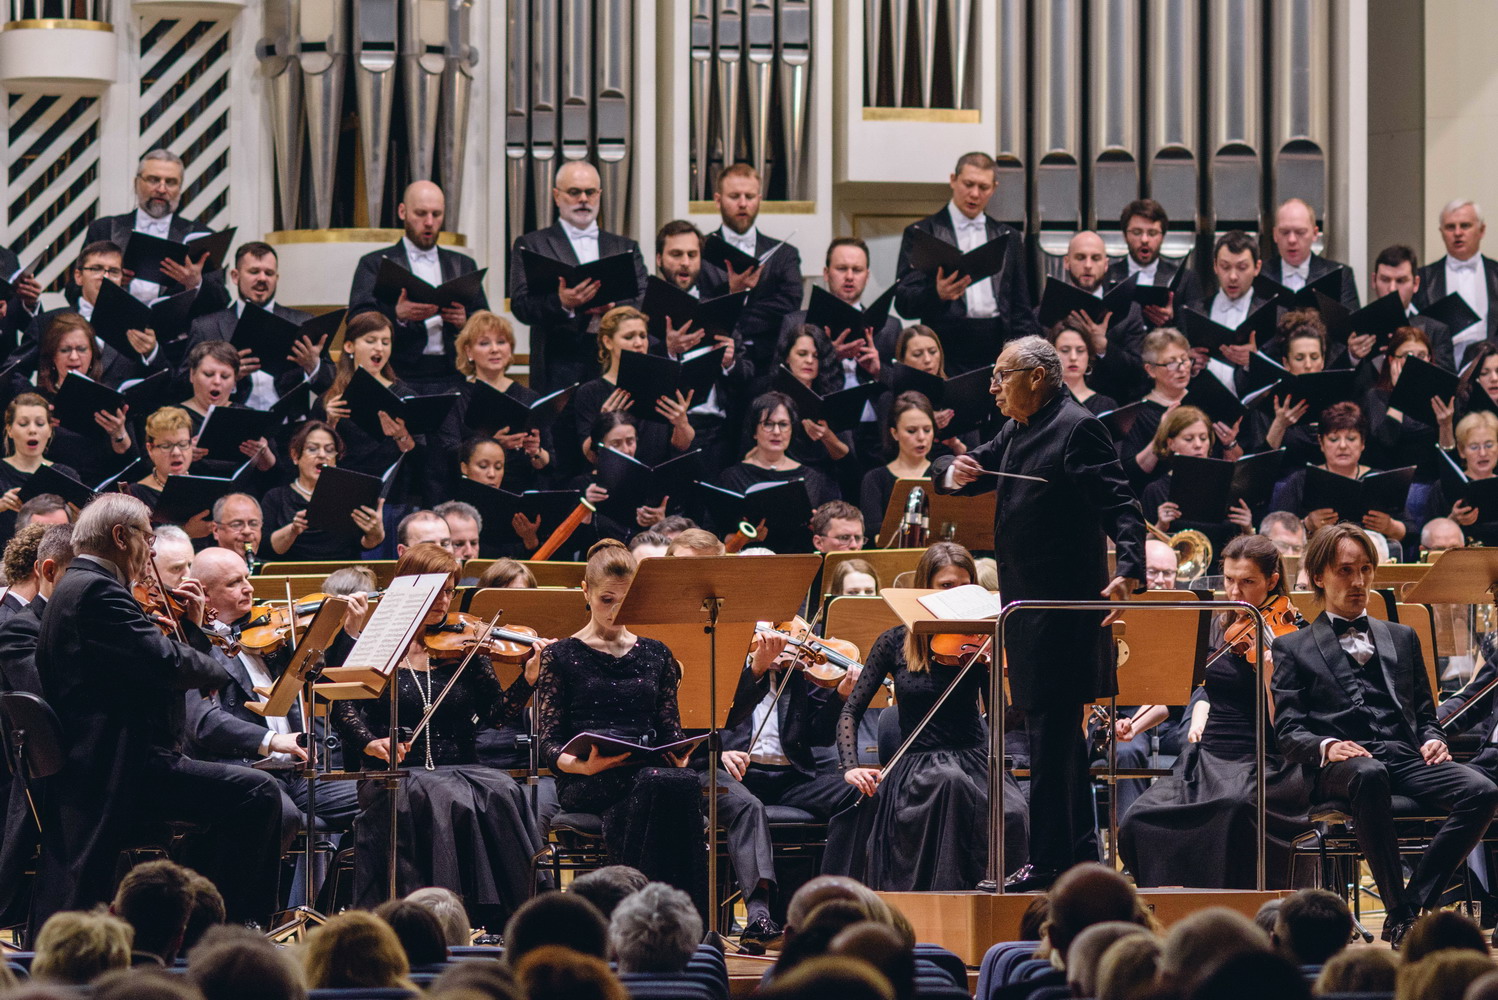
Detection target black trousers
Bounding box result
[1026,704,1095,872]
[711,764,858,894]
[1316,742,1498,917]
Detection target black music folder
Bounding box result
[1241,355,1357,416]
[1098,400,1154,443]
[1422,292,1481,335]
[154,464,250,524]
[1182,372,1246,427]
[594,447,702,511]
[92,280,194,360]
[373,258,488,309]
[615,346,728,423]
[804,284,898,337]
[194,405,276,463]
[518,249,637,307]
[343,367,459,437]
[18,464,99,508]
[1388,355,1461,427]
[1436,447,1498,515]
[454,477,578,547]
[905,227,1008,283]
[1129,264,1189,309]
[701,233,793,274]
[696,478,814,551]
[886,364,994,438]
[305,458,401,533]
[233,305,345,378]
[1180,302,1276,356]
[1168,450,1285,522]
[1302,465,1417,522]
[640,276,746,342]
[1252,267,1347,311]
[1036,273,1140,329]
[52,372,125,437]
[1319,291,1408,352]
[772,368,885,432]
[463,380,577,437]
[122,227,236,284]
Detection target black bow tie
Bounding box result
[1332,616,1370,636]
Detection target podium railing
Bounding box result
[985,598,1269,891]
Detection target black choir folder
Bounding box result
[232,305,345,378]
[92,279,195,360]
[463,380,577,436]
[1036,273,1140,329]
[772,367,885,433]
[1388,355,1461,428]
[615,346,727,422]
[374,258,489,308]
[154,464,251,524]
[886,364,993,438]
[1437,448,1498,515]
[904,227,1008,282]
[696,479,814,552]
[1180,302,1276,356]
[194,405,277,463]
[343,367,459,437]
[1302,465,1416,522]
[640,276,746,341]
[701,233,793,274]
[1422,292,1481,335]
[558,731,707,764]
[454,477,579,547]
[306,459,402,533]
[1167,451,1285,522]
[1242,354,1357,416]
[17,464,109,508]
[594,447,701,510]
[52,371,172,437]
[1252,268,1348,311]
[804,284,897,336]
[1311,290,1407,352]
[1181,372,1246,427]
[122,227,236,284]
[518,248,637,306]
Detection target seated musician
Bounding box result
[33,493,283,927]
[1270,522,1498,948]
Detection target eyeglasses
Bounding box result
[80,265,124,278]
[1148,357,1192,371]
[825,533,865,545]
[759,421,793,433]
[56,345,90,356]
[1466,441,1498,453]
[1145,568,1177,584]
[124,523,157,547]
[561,187,601,199]
[137,173,181,190]
[990,367,1038,386]
[151,441,191,454]
[220,519,262,532]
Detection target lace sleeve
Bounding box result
[837,627,900,768]
[536,643,570,769]
[654,644,686,745]
[331,697,376,759]
[469,653,534,729]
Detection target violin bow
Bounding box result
[874,633,996,784]
[744,602,832,755]
[408,610,506,748]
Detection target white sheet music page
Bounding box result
[341,573,449,677]
[917,584,1002,621]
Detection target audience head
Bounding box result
[811,501,865,553]
[302,910,414,990]
[513,945,626,1000]
[374,898,449,967]
[1096,933,1162,1000]
[1188,950,1310,1000]
[665,528,725,557]
[504,891,609,967]
[1018,894,1051,941]
[776,900,875,980]
[1402,908,1489,963]
[1253,898,1282,937]
[406,886,473,947]
[829,923,913,1000]
[1314,947,1399,995]
[1159,907,1271,995]
[31,909,133,984]
[566,866,649,920]
[1067,922,1154,999]
[761,955,895,1000]
[180,872,225,951]
[185,925,304,1000]
[1467,970,1498,1000]
[111,859,194,963]
[92,968,205,1000]
[429,960,522,1000]
[1396,948,1494,1000]
[608,882,702,974]
[1045,863,1145,962]
[1271,889,1352,966]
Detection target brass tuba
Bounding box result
[1148,523,1214,584]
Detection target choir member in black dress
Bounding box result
[574,412,671,546]
[1119,534,1312,888]
[1119,329,1193,489]
[0,393,79,543]
[760,324,860,491]
[317,312,421,501]
[32,314,137,487]
[1256,310,1332,466]
[1048,320,1119,416]
[1458,343,1498,421]
[858,391,938,540]
[536,539,707,905]
[835,542,1028,889]
[1269,401,1410,547]
[460,436,542,554]
[1437,411,1498,546]
[1363,326,1455,471]
[1141,406,1253,564]
[715,393,840,519]
[434,311,553,497]
[263,421,386,560]
[889,325,970,454]
[573,306,695,468]
[127,406,212,538]
[330,543,551,925]
[178,341,276,481]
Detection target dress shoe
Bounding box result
[1003,865,1060,893]
[1382,914,1417,951]
[739,916,783,954]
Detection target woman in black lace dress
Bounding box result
[833,542,1029,890]
[331,542,551,926]
[536,538,706,906]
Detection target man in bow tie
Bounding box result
[1271,522,1498,949]
[1414,199,1498,360]
[1261,198,1360,311]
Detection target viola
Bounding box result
[1214,593,1303,664]
[929,632,994,667]
[133,578,238,654]
[422,612,542,663]
[749,616,862,687]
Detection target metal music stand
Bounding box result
[616,554,822,936]
[877,478,995,550]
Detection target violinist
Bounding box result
[832,543,1029,891]
[182,547,361,905]
[1119,534,1313,889]
[329,542,552,927]
[34,493,283,927]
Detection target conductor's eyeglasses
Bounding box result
[991,367,1037,386]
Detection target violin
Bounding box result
[421,612,542,664]
[133,578,238,654]
[1211,593,1304,665]
[929,632,994,667]
[749,616,862,687]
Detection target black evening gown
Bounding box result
[331,653,542,924]
[1117,641,1312,889]
[0,459,77,542]
[260,483,367,561]
[829,626,1028,890]
[537,636,707,907]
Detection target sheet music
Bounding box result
[917,584,1002,621]
[340,573,448,678]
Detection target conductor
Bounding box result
[930,336,1146,891]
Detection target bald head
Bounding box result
[786,876,865,931]
[1047,863,1142,959]
[553,161,602,229]
[399,181,445,250]
[1272,198,1319,267]
[192,547,254,622]
[192,546,247,588]
[1065,231,1109,292]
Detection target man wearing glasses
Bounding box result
[82,149,229,315]
[932,336,1145,891]
[509,161,649,394]
[32,493,283,929]
[1105,199,1204,330]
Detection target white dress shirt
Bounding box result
[235,299,319,411]
[1127,257,1159,286]
[402,236,445,355]
[1445,254,1489,353]
[748,687,790,766]
[946,202,998,319]
[239,649,294,760]
[724,226,759,259]
[1281,259,1311,291]
[674,281,726,419]
[1205,289,1253,391]
[560,217,601,264]
[128,208,172,304]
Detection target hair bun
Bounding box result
[587,538,628,557]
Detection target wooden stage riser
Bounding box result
[875,889,1290,965]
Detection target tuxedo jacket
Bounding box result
[1261,252,1361,311]
[721,663,846,777]
[186,644,302,764]
[1270,613,1443,767]
[507,222,648,383]
[348,241,489,373]
[1414,255,1498,342]
[0,595,42,696]
[696,227,806,362]
[81,211,230,315]
[1103,256,1206,325]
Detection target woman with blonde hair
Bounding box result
[571,306,695,467]
[303,910,416,991]
[30,312,137,486]
[129,406,215,537]
[0,392,79,541]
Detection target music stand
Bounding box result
[877,478,996,549]
[1404,548,1498,605]
[615,554,822,936]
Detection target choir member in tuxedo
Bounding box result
[696,164,805,372]
[1141,406,1251,568]
[1262,198,1361,310]
[714,393,841,524]
[1256,309,1333,466]
[655,220,752,476]
[348,181,489,395]
[28,314,137,487]
[127,406,212,538]
[1362,326,1455,472]
[1414,200,1498,363]
[509,162,648,394]
[888,325,972,454]
[1458,343,1498,420]
[262,421,386,561]
[713,621,860,948]
[1049,321,1119,423]
[1373,245,1454,372]
[859,392,943,538]
[177,342,277,481]
[573,307,695,468]
[1271,522,1498,946]
[1120,534,1312,888]
[0,393,79,543]
[432,311,552,500]
[835,542,1029,889]
[33,493,283,926]
[893,152,1038,373]
[1187,231,1274,393]
[16,242,168,387]
[932,336,1146,890]
[1106,198,1204,330]
[1431,411,1498,546]
[1116,329,1193,490]
[537,539,707,906]
[1269,401,1410,547]
[1057,231,1148,402]
[179,241,327,405]
[83,149,228,317]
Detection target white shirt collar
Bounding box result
[1449,254,1482,273]
[235,298,276,315]
[1127,256,1158,280]
[947,201,988,233]
[133,208,172,237]
[559,217,600,242]
[1285,258,1311,281]
[76,553,128,587]
[723,225,759,253]
[401,236,439,263]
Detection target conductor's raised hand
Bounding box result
[949,454,985,487]
[844,766,882,797]
[1100,575,1139,627]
